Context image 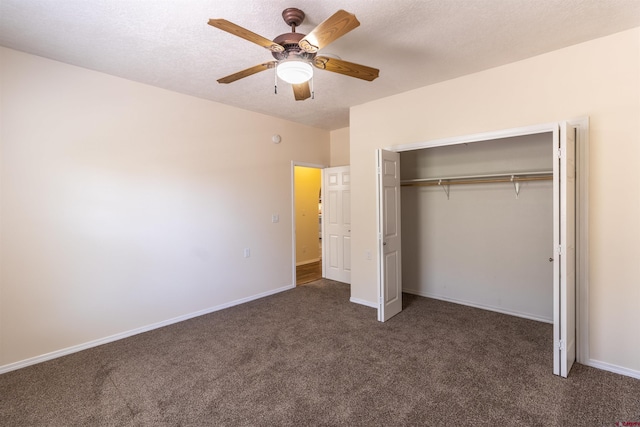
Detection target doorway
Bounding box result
[291,163,352,286]
[293,165,323,285]
[377,119,590,377]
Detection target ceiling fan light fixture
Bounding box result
[277,60,313,84]
[209,8,378,101]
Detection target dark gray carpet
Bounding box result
[1,280,639,426]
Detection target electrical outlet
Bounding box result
[366,250,372,260]
[243,248,250,258]
[272,214,279,223]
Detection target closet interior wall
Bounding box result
[400,132,554,322]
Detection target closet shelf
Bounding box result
[401,171,553,199]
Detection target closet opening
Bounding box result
[377,119,589,377]
[400,132,554,324]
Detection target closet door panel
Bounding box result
[553,122,576,378]
[377,149,402,322]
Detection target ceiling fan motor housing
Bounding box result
[271,32,317,61]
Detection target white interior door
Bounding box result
[323,166,351,283]
[553,122,577,377]
[377,149,402,322]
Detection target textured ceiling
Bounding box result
[1,1,640,130]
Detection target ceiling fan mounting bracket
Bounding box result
[281,8,305,29]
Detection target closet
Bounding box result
[399,132,555,322]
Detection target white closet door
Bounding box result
[553,122,577,377]
[323,166,351,283]
[377,149,402,322]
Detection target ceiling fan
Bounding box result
[208,8,380,101]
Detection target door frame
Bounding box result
[291,161,327,286]
[383,118,590,365]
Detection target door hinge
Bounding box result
[379,297,383,304]
[556,245,563,255]
[557,339,565,351]
[557,148,563,159]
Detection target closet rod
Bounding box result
[401,174,552,187]
[401,170,551,184]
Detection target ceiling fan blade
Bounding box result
[208,19,284,53]
[292,82,311,101]
[299,10,360,53]
[217,62,276,84]
[314,56,379,81]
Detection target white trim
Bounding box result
[350,297,378,309]
[568,117,590,365]
[0,284,295,375]
[391,122,557,152]
[291,161,326,169]
[403,288,553,324]
[552,124,561,375]
[585,359,640,380]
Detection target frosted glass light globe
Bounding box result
[277,60,313,84]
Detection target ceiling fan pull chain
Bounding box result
[311,75,315,100]
[274,64,278,94]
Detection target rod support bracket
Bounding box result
[438,179,450,200]
[511,175,520,199]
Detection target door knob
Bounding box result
[383,242,387,246]
[549,257,554,262]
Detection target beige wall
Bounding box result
[350,28,640,375]
[294,166,321,264]
[402,134,554,323]
[330,127,350,166]
[0,47,329,368]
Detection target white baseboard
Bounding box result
[0,283,295,375]
[403,288,553,324]
[7,284,638,382]
[406,289,640,380]
[295,258,320,266]
[584,359,640,380]
[350,297,378,309]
